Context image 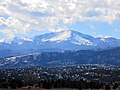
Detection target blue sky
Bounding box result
[0,0,120,40]
[9,21,120,39]
[70,21,120,39]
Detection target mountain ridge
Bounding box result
[0,46,120,67]
[0,30,120,58]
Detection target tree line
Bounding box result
[0,78,119,90]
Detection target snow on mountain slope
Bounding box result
[70,32,94,46]
[41,30,71,42]
[0,30,120,58]
[1,30,120,48]
[20,37,33,42]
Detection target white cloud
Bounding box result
[0,29,14,41]
[0,0,120,38]
[0,17,30,34]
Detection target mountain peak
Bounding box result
[0,30,120,58]
[41,30,72,42]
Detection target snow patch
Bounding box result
[21,37,33,42]
[0,39,12,44]
[95,35,111,41]
[74,35,93,45]
[24,60,28,63]
[41,30,71,42]
[18,42,22,45]
[0,39,4,43]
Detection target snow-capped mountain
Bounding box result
[0,30,120,58]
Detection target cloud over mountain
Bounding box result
[0,0,120,38]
